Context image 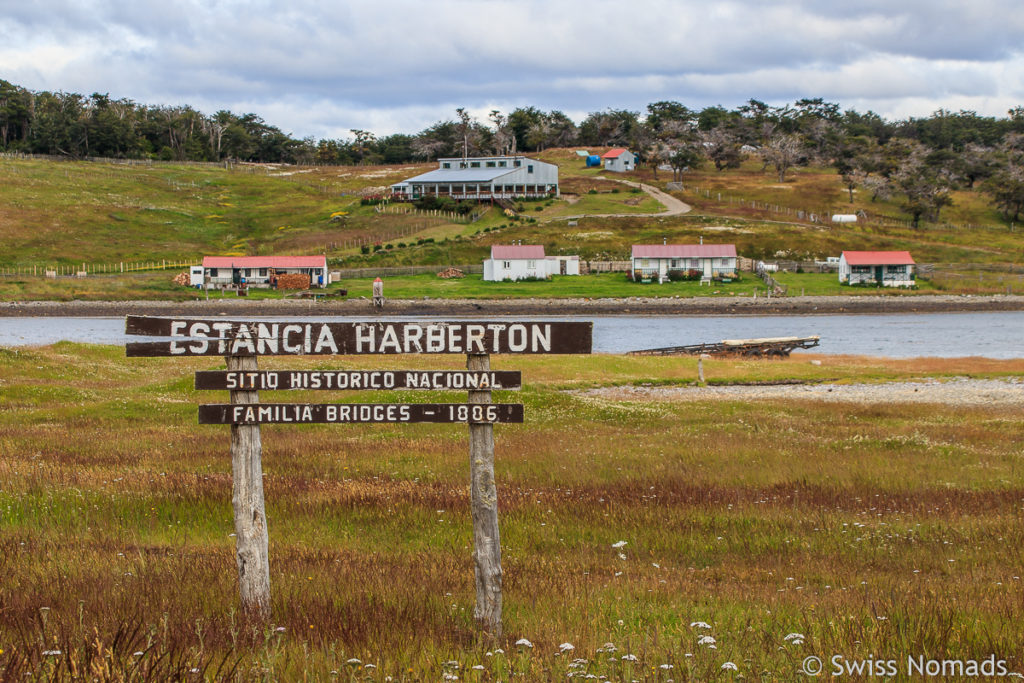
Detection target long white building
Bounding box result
[631,244,738,283]
[391,156,559,201]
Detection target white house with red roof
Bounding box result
[631,244,738,283]
[839,251,916,287]
[483,244,579,281]
[194,255,329,289]
[602,148,636,173]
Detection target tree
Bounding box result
[488,110,515,155]
[700,126,743,171]
[349,129,377,164]
[761,133,803,182]
[983,134,1024,222]
[578,109,638,146]
[668,144,704,182]
[645,100,694,132]
[889,140,953,228]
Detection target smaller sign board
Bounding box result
[195,370,521,391]
[199,403,524,425]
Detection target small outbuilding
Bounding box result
[838,251,916,287]
[631,244,738,283]
[483,245,579,281]
[199,255,329,289]
[601,148,636,173]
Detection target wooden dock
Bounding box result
[628,336,820,358]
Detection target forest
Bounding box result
[2,79,1024,225]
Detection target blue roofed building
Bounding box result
[390,156,559,201]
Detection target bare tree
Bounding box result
[761,133,803,182]
[489,110,515,155]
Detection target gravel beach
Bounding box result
[2,294,1023,317]
[578,377,1024,406]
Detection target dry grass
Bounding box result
[1,346,1023,679]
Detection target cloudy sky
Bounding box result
[2,0,1022,140]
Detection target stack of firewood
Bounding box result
[172,272,190,286]
[437,267,464,279]
[275,273,311,290]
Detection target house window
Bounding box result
[498,161,507,167]
[259,269,267,277]
[514,160,522,167]
[459,162,468,168]
[442,162,451,169]
[527,165,534,173]
[503,261,511,269]
[486,161,496,167]
[527,260,537,269]
[209,268,218,277]
[641,259,650,268]
[470,161,480,168]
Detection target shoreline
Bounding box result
[2,294,1024,317]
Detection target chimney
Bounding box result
[662,237,666,245]
[700,236,704,245]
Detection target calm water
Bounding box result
[1,311,1022,358]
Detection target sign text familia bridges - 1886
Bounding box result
[125,316,592,638]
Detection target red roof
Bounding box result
[842,251,915,266]
[632,244,736,259]
[491,245,545,259]
[602,148,629,159]
[202,255,326,268]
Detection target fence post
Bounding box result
[467,353,502,638]
[227,355,271,620]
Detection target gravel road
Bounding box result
[578,377,1024,406]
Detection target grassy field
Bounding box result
[1,344,1022,678]
[2,152,1023,301]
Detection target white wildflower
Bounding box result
[784,633,804,641]
[722,661,738,671]
[346,658,362,665]
[618,553,627,560]
[612,541,627,548]
[621,654,637,661]
[660,664,674,670]
[41,650,62,657]
[515,638,533,648]
[690,621,712,629]
[559,642,575,653]
[697,635,716,646]
[472,665,484,671]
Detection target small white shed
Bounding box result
[601,148,636,173]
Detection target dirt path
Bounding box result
[577,377,1024,407]
[546,176,691,222]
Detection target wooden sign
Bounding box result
[198,402,524,424]
[122,314,594,637]
[195,370,521,391]
[125,316,593,356]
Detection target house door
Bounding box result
[560,260,567,275]
[874,266,883,283]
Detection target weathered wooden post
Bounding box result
[227,355,271,619]
[467,353,502,637]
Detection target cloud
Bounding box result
[1,0,1022,137]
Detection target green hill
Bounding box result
[1,151,1021,299]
